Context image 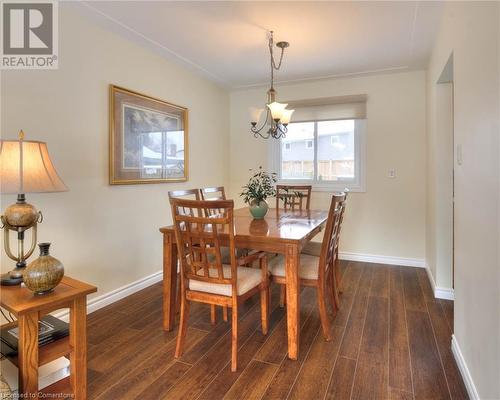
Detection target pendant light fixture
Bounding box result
[250,31,294,139]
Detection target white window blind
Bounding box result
[286,94,367,122]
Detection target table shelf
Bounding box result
[5,336,71,367]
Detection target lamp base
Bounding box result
[1,273,23,286]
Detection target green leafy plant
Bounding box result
[240,167,277,204]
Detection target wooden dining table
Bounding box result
[159,207,329,360]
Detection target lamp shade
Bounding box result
[280,109,294,125]
[267,102,288,121]
[0,139,68,194]
[249,107,264,124]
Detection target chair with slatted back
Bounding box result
[200,186,226,215]
[275,185,312,210]
[200,186,234,323]
[170,198,269,372]
[168,189,201,215]
[268,193,346,340]
[169,189,231,325]
[334,190,348,298]
[168,189,202,318]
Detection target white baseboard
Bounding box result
[53,269,163,322]
[434,287,454,301]
[338,251,425,268]
[337,250,455,300]
[425,266,455,300]
[451,334,480,400]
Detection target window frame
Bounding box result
[271,119,366,192]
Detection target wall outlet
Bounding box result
[388,168,396,178]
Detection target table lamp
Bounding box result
[0,130,67,285]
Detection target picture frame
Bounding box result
[109,85,189,185]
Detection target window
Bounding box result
[274,119,366,191]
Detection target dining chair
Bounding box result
[200,186,233,323]
[268,193,346,340]
[334,190,348,295]
[168,189,232,325]
[170,198,269,372]
[168,189,201,215]
[275,184,313,306]
[200,186,226,210]
[275,184,312,210]
[168,189,202,318]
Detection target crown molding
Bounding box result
[231,66,412,91]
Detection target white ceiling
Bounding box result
[71,1,443,89]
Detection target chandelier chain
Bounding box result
[268,31,285,89]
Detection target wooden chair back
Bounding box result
[334,190,348,257]
[200,186,227,217]
[200,186,226,200]
[317,193,347,283]
[170,198,237,294]
[276,185,312,210]
[168,189,200,216]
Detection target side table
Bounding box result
[1,276,96,399]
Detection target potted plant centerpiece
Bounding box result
[240,167,277,219]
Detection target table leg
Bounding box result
[18,311,39,396]
[163,232,178,331]
[285,243,300,360]
[70,297,87,400]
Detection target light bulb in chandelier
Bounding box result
[280,109,294,125]
[267,102,288,121]
[249,107,265,125]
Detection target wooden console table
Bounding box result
[0,276,96,399]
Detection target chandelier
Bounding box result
[250,31,294,139]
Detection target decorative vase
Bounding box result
[23,243,64,295]
[249,199,269,219]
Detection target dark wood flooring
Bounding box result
[83,261,468,399]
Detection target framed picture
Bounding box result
[109,85,188,185]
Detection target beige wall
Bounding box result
[0,5,230,297]
[427,2,499,398]
[229,71,426,262]
[498,3,500,390]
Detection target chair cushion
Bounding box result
[269,254,319,280]
[189,265,263,296]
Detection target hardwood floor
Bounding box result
[84,261,469,400]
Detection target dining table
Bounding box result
[159,207,329,360]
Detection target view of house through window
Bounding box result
[281,122,315,179]
[280,119,357,183]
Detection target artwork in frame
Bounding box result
[109,85,188,184]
